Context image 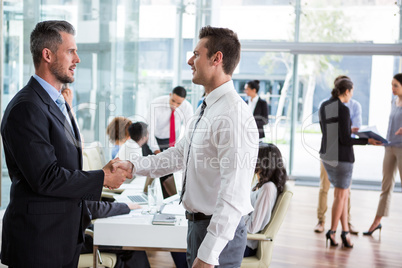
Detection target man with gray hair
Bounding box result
[1,20,131,267]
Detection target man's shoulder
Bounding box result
[152,95,169,103]
[5,83,44,112]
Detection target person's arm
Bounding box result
[245,183,278,234]
[339,105,368,146]
[3,101,127,199]
[260,99,269,126]
[131,138,186,178]
[147,102,161,153]
[197,107,259,265]
[87,201,131,219]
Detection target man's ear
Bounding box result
[42,48,52,64]
[212,51,223,66]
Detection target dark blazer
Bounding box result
[0,77,104,267]
[319,97,368,163]
[248,98,269,139]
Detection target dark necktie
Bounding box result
[179,100,207,204]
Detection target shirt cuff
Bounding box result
[197,232,228,266]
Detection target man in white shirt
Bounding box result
[146,86,194,200]
[147,86,194,154]
[116,26,259,267]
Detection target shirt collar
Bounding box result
[127,139,141,148]
[204,80,234,108]
[33,74,61,102]
[250,95,259,104]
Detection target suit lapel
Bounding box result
[253,99,261,116]
[28,77,80,148]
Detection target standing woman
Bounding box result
[244,80,269,140]
[319,78,379,248]
[364,73,402,235]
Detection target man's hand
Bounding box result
[111,159,135,174]
[61,87,73,108]
[395,127,402,135]
[102,159,132,189]
[192,258,213,268]
[126,202,142,210]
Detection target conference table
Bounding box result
[92,176,188,267]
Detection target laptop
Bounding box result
[115,172,182,205]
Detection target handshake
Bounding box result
[102,158,136,189]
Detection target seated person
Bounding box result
[116,121,149,162]
[106,117,132,159]
[82,201,151,268]
[243,143,288,257]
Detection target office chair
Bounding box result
[241,182,293,268]
[82,141,106,171]
[78,229,117,268]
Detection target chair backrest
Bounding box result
[248,182,293,268]
[82,141,106,171]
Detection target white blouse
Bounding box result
[244,181,278,249]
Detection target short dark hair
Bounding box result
[128,122,148,142]
[172,86,187,98]
[199,26,241,76]
[393,73,402,85]
[331,78,353,98]
[246,80,260,93]
[30,20,75,69]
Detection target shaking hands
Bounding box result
[102,158,134,189]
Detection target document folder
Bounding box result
[152,213,177,225]
[356,130,389,144]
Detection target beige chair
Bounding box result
[78,229,117,268]
[82,141,106,171]
[241,183,293,268]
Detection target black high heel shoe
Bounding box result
[326,230,338,247]
[363,223,382,236]
[341,231,354,248]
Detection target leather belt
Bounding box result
[185,211,212,221]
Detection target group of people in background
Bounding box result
[317,74,402,249]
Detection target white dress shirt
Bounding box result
[115,139,143,162]
[147,95,194,152]
[133,80,259,265]
[248,95,259,114]
[244,181,277,249]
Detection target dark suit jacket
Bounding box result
[319,97,368,163]
[0,77,104,267]
[248,98,269,139]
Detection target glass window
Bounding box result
[300,0,401,43]
[295,54,402,182]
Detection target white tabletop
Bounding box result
[94,175,188,250]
